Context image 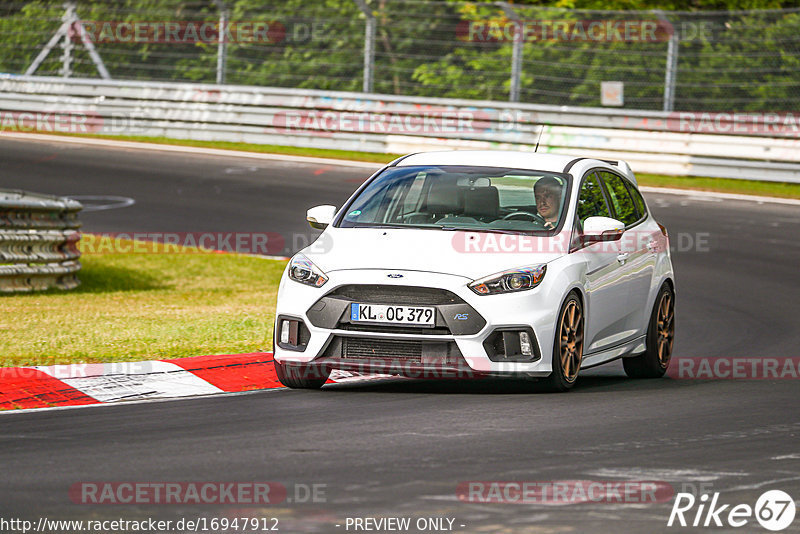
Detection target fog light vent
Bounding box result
[483,327,541,362]
[281,319,298,345]
[280,320,292,344]
[276,317,310,352]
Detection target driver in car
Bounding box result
[534,176,563,229]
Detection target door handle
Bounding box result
[617,253,629,264]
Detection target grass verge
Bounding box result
[8,130,800,200]
[1,236,286,367]
[17,131,403,164]
[636,173,800,200]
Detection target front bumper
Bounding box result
[273,269,561,376]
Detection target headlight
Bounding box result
[288,253,328,287]
[469,265,546,295]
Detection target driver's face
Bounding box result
[535,188,560,220]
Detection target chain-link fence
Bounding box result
[1,1,798,112]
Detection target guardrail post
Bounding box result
[216,1,228,85]
[499,2,523,103]
[354,0,376,93]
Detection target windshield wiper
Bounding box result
[347,223,545,236]
[439,226,540,236]
[349,222,443,231]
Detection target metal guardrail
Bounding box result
[1,75,799,183]
[0,189,82,293]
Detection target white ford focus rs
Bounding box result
[273,151,675,391]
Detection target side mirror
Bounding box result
[306,205,337,230]
[582,216,625,244]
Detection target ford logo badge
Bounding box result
[387,274,404,278]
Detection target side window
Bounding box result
[577,173,611,225]
[600,172,638,226]
[627,182,647,220]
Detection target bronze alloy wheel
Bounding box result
[656,291,675,368]
[623,283,675,379]
[559,298,584,383]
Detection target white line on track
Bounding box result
[723,475,800,492]
[0,132,382,169]
[66,195,136,211]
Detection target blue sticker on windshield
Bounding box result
[348,210,361,217]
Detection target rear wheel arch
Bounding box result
[624,281,675,379]
[663,277,675,294]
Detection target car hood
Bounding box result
[303,227,570,280]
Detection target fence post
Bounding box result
[216,1,228,85]
[354,0,376,93]
[60,1,76,78]
[663,32,679,112]
[655,11,679,112]
[25,0,111,79]
[499,2,522,103]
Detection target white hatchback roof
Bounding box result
[395,150,579,173]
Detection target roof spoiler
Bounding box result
[562,157,636,185]
[597,159,636,185]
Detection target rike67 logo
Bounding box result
[668,490,796,531]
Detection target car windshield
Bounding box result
[338,165,570,234]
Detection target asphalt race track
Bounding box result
[2,137,799,533]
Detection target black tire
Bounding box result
[274,360,330,389]
[539,292,584,392]
[623,283,675,378]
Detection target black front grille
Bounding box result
[307,285,485,336]
[339,324,451,335]
[321,335,463,363]
[343,337,423,361]
[327,285,463,306]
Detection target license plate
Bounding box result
[350,303,435,327]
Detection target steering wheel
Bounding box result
[502,211,546,225]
